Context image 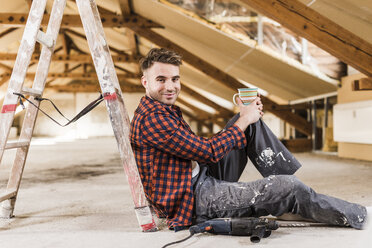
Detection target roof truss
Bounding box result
[238,0,372,77]
[0,12,161,28]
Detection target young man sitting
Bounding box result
[130,48,367,231]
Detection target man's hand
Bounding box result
[234,95,264,131]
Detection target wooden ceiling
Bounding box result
[0,0,371,135]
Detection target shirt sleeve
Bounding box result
[141,111,247,164]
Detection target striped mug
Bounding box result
[233,88,258,105]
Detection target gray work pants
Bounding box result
[193,116,367,229]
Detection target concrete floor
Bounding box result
[0,137,371,248]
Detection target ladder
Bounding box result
[0,0,157,232]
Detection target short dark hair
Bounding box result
[140,48,182,73]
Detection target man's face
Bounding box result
[141,62,181,105]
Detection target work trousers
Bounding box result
[193,115,367,229]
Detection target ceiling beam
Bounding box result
[117,0,140,71]
[129,25,312,135]
[63,28,138,59]
[47,81,144,93]
[118,0,133,16]
[1,72,138,80]
[25,0,32,8]
[0,13,162,28]
[177,97,212,119]
[0,75,10,86]
[0,62,12,72]
[180,108,212,130]
[177,97,227,128]
[0,52,138,63]
[74,7,234,121]
[181,83,233,118]
[238,0,372,77]
[353,78,372,91]
[61,33,71,72]
[115,64,137,76]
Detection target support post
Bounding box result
[322,97,329,150]
[311,100,317,151]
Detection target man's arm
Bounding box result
[141,112,247,164]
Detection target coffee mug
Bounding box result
[233,88,258,105]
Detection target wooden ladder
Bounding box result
[0,0,157,232]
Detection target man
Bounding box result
[130,48,367,231]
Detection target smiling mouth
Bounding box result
[164,93,175,97]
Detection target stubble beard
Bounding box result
[148,91,178,106]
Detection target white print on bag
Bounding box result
[255,147,291,167]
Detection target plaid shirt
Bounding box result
[130,96,247,228]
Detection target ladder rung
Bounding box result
[21,87,43,97]
[5,140,30,150]
[36,30,54,48]
[0,190,17,203]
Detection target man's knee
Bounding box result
[274,175,309,194]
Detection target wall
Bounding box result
[335,73,372,161]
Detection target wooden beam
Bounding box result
[118,0,132,15]
[177,98,213,121]
[0,75,10,86]
[239,0,372,77]
[0,62,13,72]
[265,101,333,111]
[63,28,139,59]
[64,32,88,55]
[181,83,233,118]
[181,109,218,136]
[130,25,312,135]
[1,72,138,80]
[85,7,311,134]
[181,108,210,127]
[177,98,212,118]
[0,52,138,63]
[115,65,137,76]
[353,78,372,91]
[177,97,228,127]
[47,81,144,93]
[25,0,32,9]
[131,27,245,88]
[265,103,309,111]
[95,5,117,15]
[64,64,82,74]
[61,33,70,72]
[281,138,312,153]
[118,0,140,63]
[0,13,162,28]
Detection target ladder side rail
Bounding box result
[76,0,157,232]
[0,0,48,162]
[1,0,67,218]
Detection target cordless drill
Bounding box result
[189,217,279,243]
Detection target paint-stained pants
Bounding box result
[193,115,367,229]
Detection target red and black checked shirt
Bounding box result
[130,96,247,229]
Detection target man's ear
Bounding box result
[141,75,147,89]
